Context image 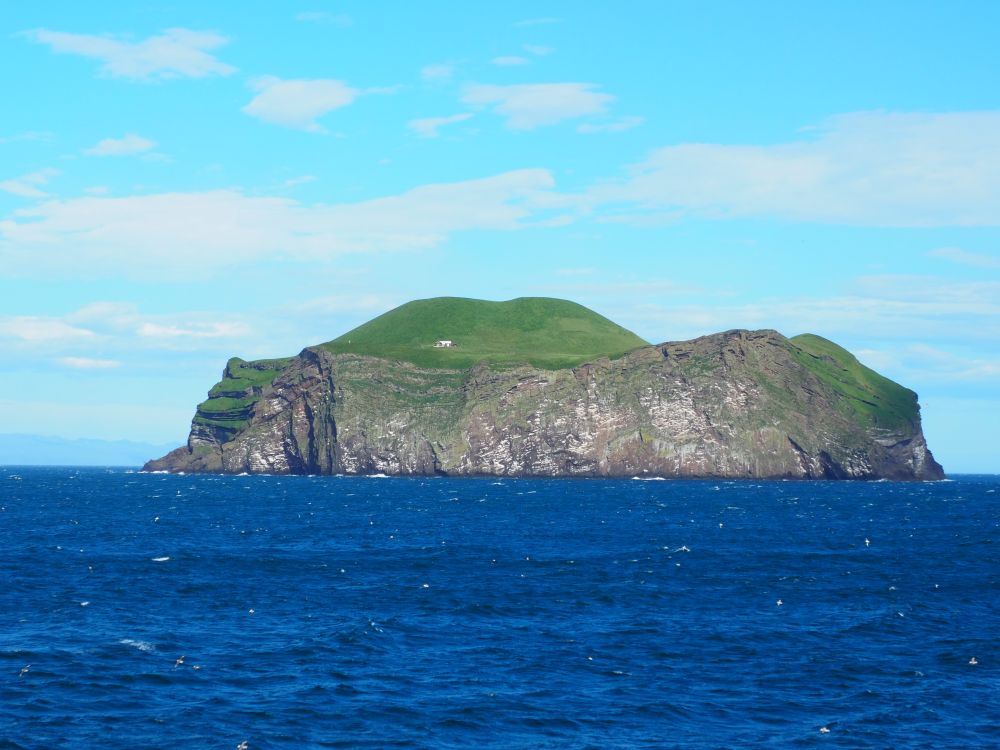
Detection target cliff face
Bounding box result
[145,329,943,480]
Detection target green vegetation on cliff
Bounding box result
[789,334,917,431]
[194,356,294,437]
[185,301,920,461]
[321,297,649,369]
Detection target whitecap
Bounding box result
[151,556,171,562]
[119,638,155,653]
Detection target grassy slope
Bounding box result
[194,357,294,434]
[320,297,650,369]
[789,334,918,432]
[187,299,918,443]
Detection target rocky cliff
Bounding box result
[145,325,943,480]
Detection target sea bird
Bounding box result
[969,657,978,665]
[776,599,783,606]
[865,537,871,547]
[819,726,830,734]
[18,665,30,678]
[174,655,185,668]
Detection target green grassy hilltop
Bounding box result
[789,333,918,431]
[321,296,650,369]
[188,298,920,448]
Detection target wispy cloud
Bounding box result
[84,133,156,157]
[58,357,121,369]
[0,316,95,342]
[491,56,530,67]
[242,76,359,132]
[928,247,1000,269]
[616,275,1000,346]
[463,83,614,129]
[291,293,399,315]
[586,111,1000,227]
[408,113,473,138]
[278,175,317,189]
[0,168,59,198]
[0,170,560,278]
[137,322,251,339]
[421,63,454,81]
[523,44,554,56]
[577,116,644,134]
[25,27,236,80]
[0,131,53,145]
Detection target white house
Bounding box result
[433,340,455,348]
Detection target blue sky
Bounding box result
[1,1,998,472]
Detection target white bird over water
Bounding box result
[776,599,783,606]
[237,742,249,750]
[819,726,831,734]
[174,655,185,668]
[865,537,871,547]
[969,657,978,665]
[18,665,30,678]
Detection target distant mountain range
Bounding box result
[0,434,177,467]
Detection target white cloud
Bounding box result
[854,344,1000,389]
[0,168,59,198]
[137,322,251,339]
[84,133,156,156]
[614,275,1000,346]
[408,113,473,138]
[523,44,554,56]
[26,27,236,80]
[0,169,560,278]
[0,131,53,144]
[292,294,399,315]
[242,77,359,132]
[0,317,95,342]
[279,175,317,189]
[928,247,1000,269]
[463,83,614,129]
[587,111,1000,226]
[421,63,454,81]
[577,116,644,134]
[58,357,121,369]
[492,56,530,67]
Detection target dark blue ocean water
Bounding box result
[0,468,996,749]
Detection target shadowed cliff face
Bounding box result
[145,330,943,480]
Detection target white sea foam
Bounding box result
[119,638,155,653]
[631,476,666,481]
[367,473,390,478]
[151,556,171,562]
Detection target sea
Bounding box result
[0,467,996,749]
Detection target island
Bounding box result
[144,297,943,480]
